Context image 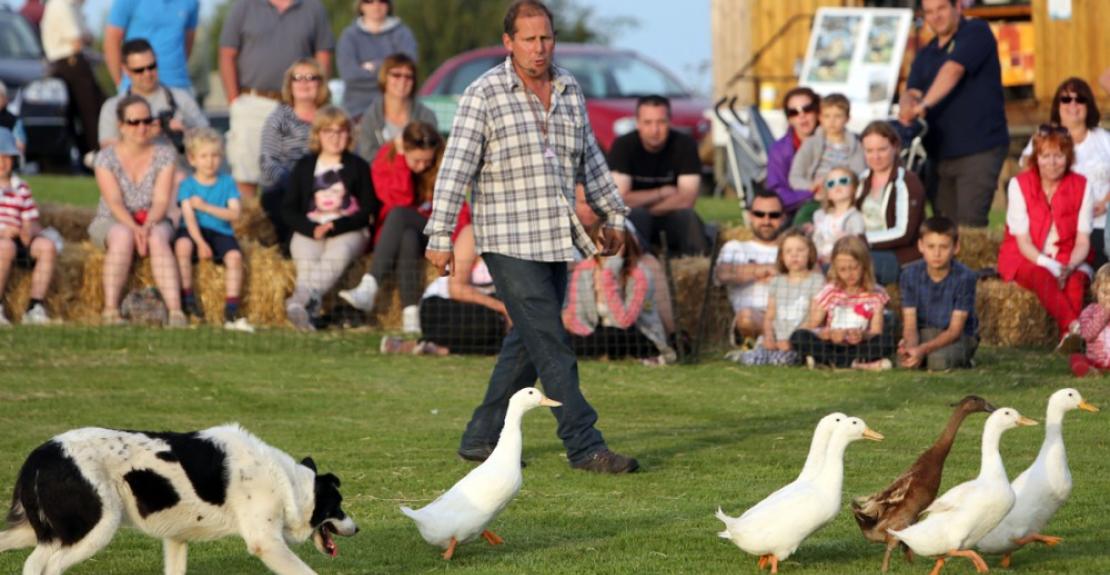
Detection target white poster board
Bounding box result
[798,8,914,122]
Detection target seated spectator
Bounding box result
[1019,78,1110,269]
[356,53,436,165]
[97,39,208,152]
[731,229,824,366]
[282,106,378,331]
[998,124,1092,352]
[811,167,865,266]
[715,190,784,344]
[790,235,895,370]
[897,216,979,371]
[856,121,926,285]
[0,128,55,325]
[172,128,252,332]
[88,96,184,327]
[563,227,676,365]
[340,121,443,333]
[767,86,821,217]
[0,85,26,155]
[1072,263,1110,377]
[788,93,865,226]
[337,0,418,117]
[260,59,332,250]
[608,95,706,256]
[380,208,510,356]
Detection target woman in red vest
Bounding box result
[998,124,1093,351]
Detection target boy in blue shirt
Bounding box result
[173,128,252,332]
[897,216,978,370]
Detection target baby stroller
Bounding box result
[713,96,773,226]
[889,116,929,182]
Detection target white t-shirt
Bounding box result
[716,239,779,311]
[1005,177,1094,258]
[1021,127,1110,229]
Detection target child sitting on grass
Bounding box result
[1072,264,1110,377]
[811,166,866,266]
[0,128,55,326]
[732,229,824,365]
[172,128,253,332]
[790,235,895,370]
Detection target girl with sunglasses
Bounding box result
[1019,78,1110,269]
[337,0,418,117]
[812,167,866,266]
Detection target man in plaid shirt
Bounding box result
[424,0,638,473]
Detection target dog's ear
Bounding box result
[301,457,317,472]
[318,472,341,488]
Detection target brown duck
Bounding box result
[851,395,995,573]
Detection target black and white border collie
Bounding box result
[0,424,358,574]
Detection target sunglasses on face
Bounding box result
[751,210,783,220]
[292,74,322,83]
[1058,94,1087,105]
[129,62,158,74]
[825,176,852,189]
[123,117,156,126]
[1037,123,1070,137]
[785,102,818,118]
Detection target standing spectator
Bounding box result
[898,216,979,371]
[0,85,27,154]
[1019,78,1110,269]
[767,86,821,217]
[0,128,56,326]
[41,0,105,164]
[998,125,1092,352]
[219,0,335,199]
[856,121,926,285]
[337,0,418,116]
[788,93,865,227]
[424,0,638,474]
[97,39,208,150]
[281,106,377,331]
[715,190,785,344]
[88,96,184,327]
[901,0,1008,227]
[20,0,45,36]
[103,0,199,92]
[355,54,437,164]
[608,95,706,256]
[341,121,442,334]
[259,59,331,249]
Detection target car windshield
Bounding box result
[0,16,42,60]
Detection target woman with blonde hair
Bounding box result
[355,53,437,164]
[281,106,378,330]
[259,58,332,248]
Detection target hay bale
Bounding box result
[233,195,277,246]
[957,227,1001,271]
[38,203,95,244]
[243,242,295,326]
[718,225,753,244]
[668,256,733,348]
[2,242,99,324]
[976,278,1057,348]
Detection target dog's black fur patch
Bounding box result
[310,472,345,527]
[127,431,229,506]
[123,469,181,518]
[16,440,103,545]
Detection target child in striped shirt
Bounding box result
[0,128,56,325]
[1072,264,1110,377]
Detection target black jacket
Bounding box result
[283,151,380,239]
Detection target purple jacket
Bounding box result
[766,129,813,213]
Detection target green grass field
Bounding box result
[0,328,1106,574]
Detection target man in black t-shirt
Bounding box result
[607,95,707,256]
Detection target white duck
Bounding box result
[401,387,560,560]
[716,414,883,573]
[976,388,1099,568]
[888,408,1038,575]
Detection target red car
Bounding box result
[419,44,711,152]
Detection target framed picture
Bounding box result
[799,8,914,117]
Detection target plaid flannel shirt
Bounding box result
[425,56,628,262]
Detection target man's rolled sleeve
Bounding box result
[425,87,487,252]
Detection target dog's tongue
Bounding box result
[325,533,338,557]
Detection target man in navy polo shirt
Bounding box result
[901,0,1008,228]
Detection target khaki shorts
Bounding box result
[226,94,280,184]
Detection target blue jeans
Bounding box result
[459,253,606,464]
[871,249,902,286]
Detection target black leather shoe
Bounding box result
[570,449,640,474]
[457,446,526,468]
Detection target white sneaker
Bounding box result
[224,317,256,333]
[0,305,9,327]
[402,304,421,334]
[338,274,378,312]
[22,303,50,325]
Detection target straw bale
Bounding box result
[243,242,295,326]
[718,225,753,244]
[233,195,277,245]
[2,242,94,323]
[956,227,1001,271]
[668,256,732,348]
[976,279,1056,348]
[38,203,95,243]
